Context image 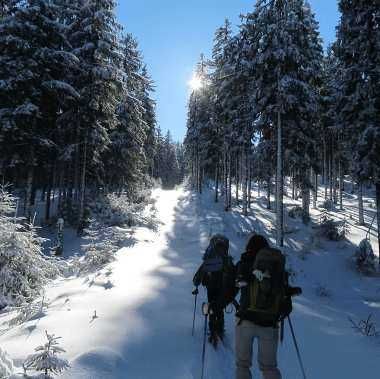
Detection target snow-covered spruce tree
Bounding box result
[184,55,213,195]
[319,47,341,204]
[67,0,123,230]
[80,222,119,272]
[0,0,79,219]
[140,65,157,180]
[23,331,69,379]
[0,187,58,307]
[208,19,232,204]
[0,347,15,378]
[319,46,350,211]
[160,131,181,189]
[105,33,147,195]
[250,0,323,243]
[253,139,276,210]
[336,0,380,255]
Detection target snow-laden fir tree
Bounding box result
[140,65,157,180]
[184,55,212,195]
[249,0,323,242]
[67,0,123,229]
[80,222,119,272]
[105,33,147,195]
[0,347,15,378]
[209,19,232,205]
[336,0,380,256]
[0,0,80,219]
[23,331,69,379]
[0,187,58,307]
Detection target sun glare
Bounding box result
[188,75,203,91]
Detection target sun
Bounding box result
[188,74,203,91]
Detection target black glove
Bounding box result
[192,287,199,295]
[287,286,302,297]
[280,297,293,320]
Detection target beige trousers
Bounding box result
[235,319,282,379]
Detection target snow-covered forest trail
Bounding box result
[1,188,233,378]
[1,186,380,379]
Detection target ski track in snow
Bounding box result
[1,185,380,378]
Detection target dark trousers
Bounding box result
[207,287,224,335]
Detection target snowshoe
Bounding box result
[208,331,219,348]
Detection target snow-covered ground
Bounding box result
[1,185,380,378]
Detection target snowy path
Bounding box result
[1,188,234,379]
[1,186,380,378]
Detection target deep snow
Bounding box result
[1,185,380,378]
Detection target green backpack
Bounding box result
[248,247,287,324]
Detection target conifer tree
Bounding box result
[0,0,80,218]
[336,0,380,255]
[67,0,123,229]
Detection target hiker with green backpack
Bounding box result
[235,234,302,379]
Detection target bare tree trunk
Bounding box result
[358,183,365,226]
[247,155,252,209]
[333,160,338,204]
[323,138,327,186]
[242,148,248,216]
[329,153,333,201]
[25,151,35,220]
[214,156,219,203]
[45,171,52,222]
[292,171,295,200]
[339,160,343,210]
[51,163,57,205]
[235,151,239,205]
[228,151,232,210]
[276,111,284,247]
[376,183,380,266]
[314,171,318,209]
[40,186,46,202]
[200,166,203,194]
[197,147,201,193]
[224,147,228,210]
[58,166,64,212]
[324,140,328,200]
[312,168,317,209]
[301,182,310,224]
[74,127,81,202]
[78,134,88,234]
[267,179,271,210]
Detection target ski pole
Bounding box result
[201,303,209,379]
[288,316,307,379]
[192,292,198,336]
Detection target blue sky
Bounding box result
[117,1,340,142]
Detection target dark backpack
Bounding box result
[202,235,229,273]
[201,236,237,306]
[221,256,237,307]
[247,247,288,324]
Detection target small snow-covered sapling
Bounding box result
[23,331,69,379]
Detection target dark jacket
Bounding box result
[193,256,238,308]
[236,251,295,327]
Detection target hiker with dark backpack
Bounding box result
[235,234,302,379]
[192,234,237,346]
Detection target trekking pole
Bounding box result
[366,213,376,240]
[288,316,307,379]
[201,303,209,379]
[192,292,198,336]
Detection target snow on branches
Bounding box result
[0,187,59,308]
[23,331,69,379]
